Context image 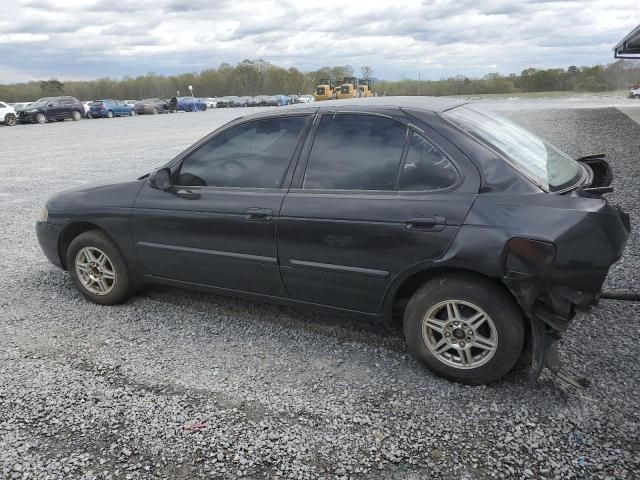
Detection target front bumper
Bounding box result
[17,112,36,123]
[36,221,63,268]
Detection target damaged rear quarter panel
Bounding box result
[455,192,629,332]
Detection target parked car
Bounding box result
[231,96,252,108]
[35,97,630,385]
[204,98,219,108]
[298,94,315,103]
[16,96,84,124]
[216,96,238,108]
[266,95,288,106]
[288,94,300,104]
[0,101,16,126]
[88,99,136,118]
[134,98,177,115]
[11,102,32,111]
[177,97,207,112]
[124,100,138,106]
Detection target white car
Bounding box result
[0,101,16,126]
[204,97,219,108]
[629,88,640,99]
[298,94,315,103]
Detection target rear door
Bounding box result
[277,110,479,313]
[131,113,313,296]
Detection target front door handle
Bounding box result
[245,207,273,222]
[170,188,200,200]
[406,216,446,232]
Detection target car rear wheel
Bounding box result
[68,230,133,305]
[130,109,136,116]
[152,107,158,114]
[35,112,47,124]
[105,110,114,119]
[403,273,524,385]
[4,113,16,126]
[72,110,82,121]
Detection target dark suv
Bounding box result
[35,97,630,385]
[16,96,84,124]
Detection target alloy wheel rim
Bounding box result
[7,115,15,126]
[75,247,116,295]
[421,300,498,369]
[36,113,46,123]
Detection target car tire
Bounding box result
[67,230,133,305]
[152,107,158,114]
[4,113,16,126]
[403,273,525,385]
[130,109,136,116]
[635,94,640,99]
[105,110,114,119]
[72,110,82,121]
[35,112,47,124]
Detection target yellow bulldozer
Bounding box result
[336,76,360,99]
[313,78,337,101]
[357,78,375,97]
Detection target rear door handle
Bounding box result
[406,216,446,232]
[245,207,273,222]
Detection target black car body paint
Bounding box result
[36,97,630,382]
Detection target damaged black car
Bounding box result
[35,97,630,385]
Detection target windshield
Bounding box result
[30,98,52,107]
[444,106,584,192]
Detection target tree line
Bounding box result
[1,59,639,102]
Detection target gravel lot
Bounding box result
[0,105,639,480]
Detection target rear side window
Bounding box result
[177,116,307,189]
[399,133,458,191]
[303,114,406,190]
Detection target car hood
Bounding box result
[47,175,146,214]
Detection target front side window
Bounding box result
[303,114,406,190]
[444,106,584,192]
[177,116,307,188]
[399,133,458,191]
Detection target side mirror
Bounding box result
[149,168,172,190]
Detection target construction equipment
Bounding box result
[336,77,360,99]
[357,79,375,97]
[313,78,337,101]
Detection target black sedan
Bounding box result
[36,97,630,385]
[134,98,177,114]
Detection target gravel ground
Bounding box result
[0,106,638,480]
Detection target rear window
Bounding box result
[399,133,458,191]
[444,106,584,192]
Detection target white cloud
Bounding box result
[0,0,637,82]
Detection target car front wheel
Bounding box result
[72,110,82,121]
[67,230,133,305]
[403,273,524,385]
[105,110,114,118]
[4,113,16,126]
[35,112,47,124]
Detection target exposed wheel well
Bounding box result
[58,222,105,269]
[390,267,514,322]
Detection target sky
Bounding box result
[0,0,637,83]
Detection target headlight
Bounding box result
[39,207,48,222]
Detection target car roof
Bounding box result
[283,96,466,113]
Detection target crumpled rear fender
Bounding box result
[454,193,630,334]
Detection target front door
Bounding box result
[277,112,478,313]
[132,114,311,297]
